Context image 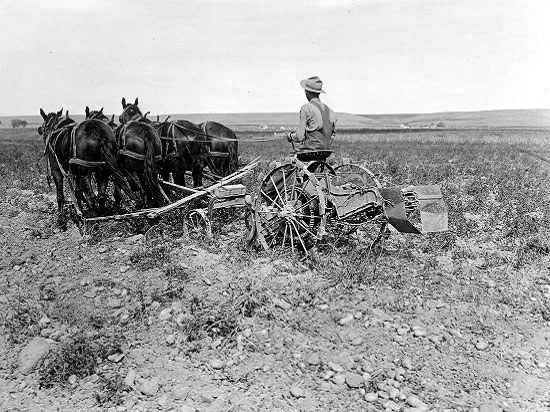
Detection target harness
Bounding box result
[117,120,163,161]
[68,123,108,168]
[45,121,107,170]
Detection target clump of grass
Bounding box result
[129,243,170,271]
[39,332,124,388]
[180,279,271,344]
[2,292,41,343]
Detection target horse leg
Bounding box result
[128,171,145,209]
[95,169,110,214]
[173,167,187,188]
[192,161,203,188]
[51,166,67,230]
[75,174,96,216]
[159,163,171,198]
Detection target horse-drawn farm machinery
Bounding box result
[39,103,448,252]
[244,151,448,253]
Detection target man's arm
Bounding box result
[288,106,308,142]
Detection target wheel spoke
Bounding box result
[281,170,288,202]
[260,189,284,208]
[293,196,318,213]
[290,220,308,252]
[270,175,285,207]
[282,222,288,246]
[291,217,317,238]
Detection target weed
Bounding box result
[39,332,124,388]
[129,243,170,271]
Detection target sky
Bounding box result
[0,0,549,116]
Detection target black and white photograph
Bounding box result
[0,0,549,411]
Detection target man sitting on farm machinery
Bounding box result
[286,76,337,162]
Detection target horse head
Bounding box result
[39,108,64,142]
[85,106,109,122]
[119,97,143,125]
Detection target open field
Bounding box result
[1,127,550,412]
[2,108,549,130]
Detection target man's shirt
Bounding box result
[292,98,337,143]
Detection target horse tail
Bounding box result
[96,127,136,201]
[142,131,164,204]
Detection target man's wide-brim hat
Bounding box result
[300,76,325,94]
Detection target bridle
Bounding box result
[120,104,143,124]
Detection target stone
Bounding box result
[107,353,125,363]
[479,404,503,412]
[172,384,189,400]
[210,359,225,370]
[328,362,344,372]
[178,406,196,412]
[476,340,489,351]
[339,313,354,325]
[333,374,346,385]
[402,357,413,369]
[159,308,173,321]
[124,369,136,387]
[406,394,425,408]
[345,373,363,388]
[306,353,320,365]
[364,392,378,402]
[166,334,176,345]
[18,337,56,375]
[126,234,144,243]
[139,378,159,396]
[290,386,304,398]
[68,375,77,385]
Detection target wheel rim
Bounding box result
[254,164,322,252]
[333,163,382,189]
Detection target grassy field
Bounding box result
[1,127,550,411]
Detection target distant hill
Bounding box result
[1,109,548,130]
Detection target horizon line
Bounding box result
[1,107,549,118]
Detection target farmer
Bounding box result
[287,76,336,159]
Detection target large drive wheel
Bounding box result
[253,162,326,253]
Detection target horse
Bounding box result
[38,108,128,229]
[117,97,164,207]
[155,118,209,188]
[199,121,239,177]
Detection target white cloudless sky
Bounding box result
[0,0,548,116]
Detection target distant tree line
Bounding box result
[12,119,28,128]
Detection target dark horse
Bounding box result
[39,108,130,229]
[118,97,164,207]
[154,119,209,188]
[199,121,239,177]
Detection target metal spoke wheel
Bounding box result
[333,163,382,189]
[253,163,326,253]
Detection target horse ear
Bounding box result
[57,108,63,117]
[85,106,90,117]
[111,114,115,122]
[66,110,69,119]
[100,107,104,114]
[122,97,126,108]
[134,98,138,106]
[40,108,47,121]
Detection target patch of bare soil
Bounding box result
[1,185,550,412]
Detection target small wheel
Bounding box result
[333,163,382,189]
[252,163,326,253]
[186,208,212,236]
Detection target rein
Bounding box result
[157,121,286,143]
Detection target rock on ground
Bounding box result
[18,337,57,375]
